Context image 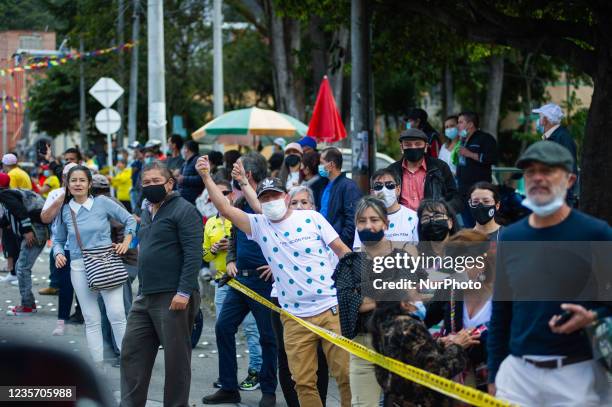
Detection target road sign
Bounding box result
[89,77,124,108]
[95,108,121,135]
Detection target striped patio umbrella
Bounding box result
[192,107,308,145]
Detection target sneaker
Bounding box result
[1,273,17,283]
[202,389,241,404]
[239,369,260,391]
[6,305,37,316]
[52,320,65,336]
[213,378,222,389]
[10,279,18,286]
[38,287,59,295]
[259,393,276,407]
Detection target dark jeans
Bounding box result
[271,298,328,407]
[216,274,277,394]
[120,291,200,407]
[56,250,73,321]
[48,248,60,289]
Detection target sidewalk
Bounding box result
[0,252,341,406]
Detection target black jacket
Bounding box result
[0,189,47,243]
[387,156,463,215]
[137,193,203,295]
[324,173,363,248]
[548,126,578,173]
[178,154,204,204]
[456,130,498,194]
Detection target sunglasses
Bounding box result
[372,181,397,191]
[221,190,232,196]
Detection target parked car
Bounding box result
[339,148,395,178]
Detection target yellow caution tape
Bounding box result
[225,278,514,407]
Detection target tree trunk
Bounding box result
[443,63,454,117]
[580,55,612,223]
[482,54,504,138]
[329,26,349,116]
[288,19,304,120]
[264,0,294,115]
[309,16,327,89]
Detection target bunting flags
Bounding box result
[0,42,135,77]
[1,96,26,112]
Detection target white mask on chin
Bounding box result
[521,181,567,217]
[262,198,288,221]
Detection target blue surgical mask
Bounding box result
[410,301,426,320]
[117,154,125,161]
[536,118,545,134]
[405,121,412,130]
[459,129,468,139]
[145,157,154,165]
[445,127,458,140]
[43,170,51,177]
[318,163,329,178]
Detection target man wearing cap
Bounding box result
[273,137,287,152]
[456,111,498,227]
[2,153,32,190]
[198,156,353,407]
[298,136,317,154]
[387,128,462,214]
[488,141,612,405]
[533,103,578,205]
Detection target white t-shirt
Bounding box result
[286,172,300,190]
[462,299,492,329]
[438,144,456,175]
[247,209,339,317]
[42,187,65,211]
[353,205,419,250]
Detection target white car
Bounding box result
[339,148,396,178]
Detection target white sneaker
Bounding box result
[52,321,65,336]
[1,273,17,283]
[10,279,19,286]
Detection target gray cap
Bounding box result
[516,140,574,173]
[92,174,110,189]
[399,128,428,142]
[256,177,286,198]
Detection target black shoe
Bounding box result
[239,369,260,391]
[202,389,241,404]
[68,311,84,325]
[213,378,222,389]
[259,393,276,407]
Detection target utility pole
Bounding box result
[350,0,375,193]
[128,0,140,146]
[117,0,126,145]
[213,0,224,117]
[79,37,87,150]
[147,0,167,148]
[2,90,7,155]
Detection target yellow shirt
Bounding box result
[203,215,233,275]
[110,167,132,202]
[8,167,32,190]
[42,175,60,198]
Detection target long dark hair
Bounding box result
[59,165,92,224]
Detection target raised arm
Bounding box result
[196,156,251,235]
[232,159,261,213]
[41,190,65,224]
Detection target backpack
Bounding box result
[16,188,45,213]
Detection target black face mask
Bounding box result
[285,154,301,167]
[403,147,425,162]
[143,183,168,203]
[470,204,496,225]
[420,219,450,241]
[358,229,385,246]
[232,179,242,191]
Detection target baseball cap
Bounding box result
[2,154,17,166]
[532,103,564,124]
[284,142,303,155]
[516,140,574,173]
[398,128,428,142]
[92,174,110,189]
[298,136,317,150]
[62,162,78,176]
[273,137,287,150]
[128,141,142,150]
[0,173,9,188]
[256,177,287,198]
[144,139,162,149]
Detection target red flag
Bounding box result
[307,76,347,143]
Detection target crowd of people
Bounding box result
[0,102,609,407]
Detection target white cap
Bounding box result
[273,137,287,149]
[532,103,564,124]
[144,139,162,148]
[284,142,303,155]
[62,162,78,175]
[1,154,17,166]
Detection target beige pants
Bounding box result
[350,333,382,407]
[282,309,351,407]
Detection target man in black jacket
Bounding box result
[121,161,203,407]
[177,140,204,204]
[386,129,462,215]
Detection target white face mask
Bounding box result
[379,188,398,208]
[261,198,288,221]
[522,180,567,217]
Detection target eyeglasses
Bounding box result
[372,181,397,191]
[420,214,448,223]
[221,190,232,196]
[468,199,495,208]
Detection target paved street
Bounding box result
[0,248,341,406]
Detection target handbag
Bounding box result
[70,209,127,290]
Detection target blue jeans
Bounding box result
[16,239,46,307]
[55,249,73,321]
[215,283,262,372]
[216,275,277,393]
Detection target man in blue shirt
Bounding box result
[488,141,611,406]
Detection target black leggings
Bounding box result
[270,298,328,407]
